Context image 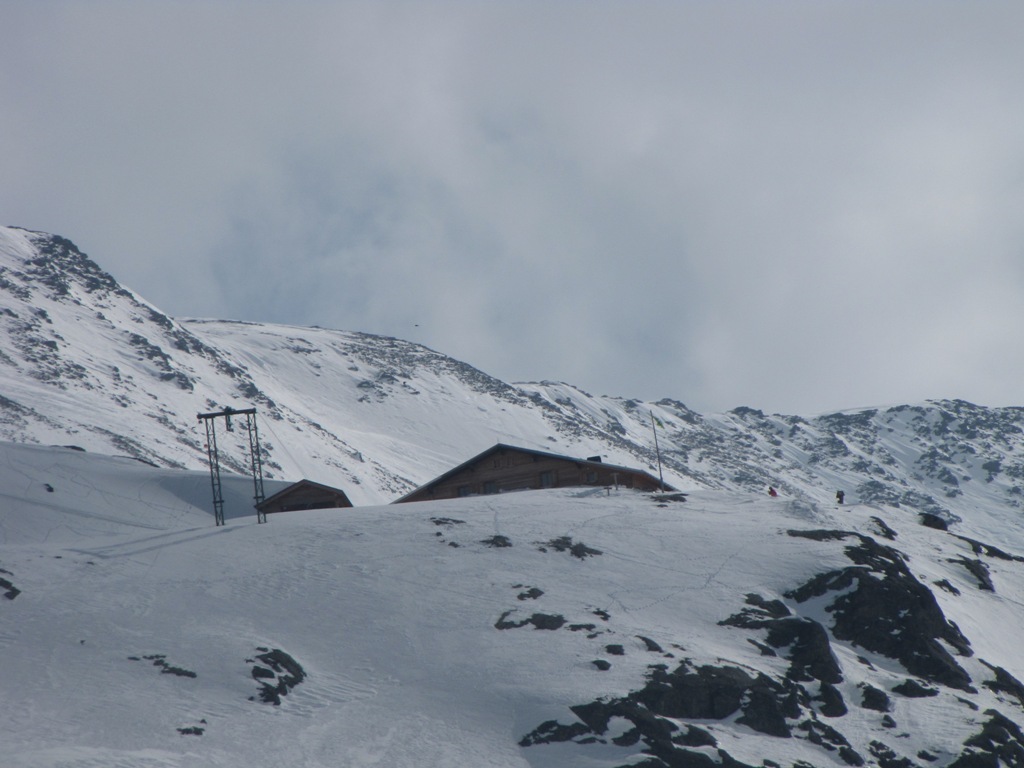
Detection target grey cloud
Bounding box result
[4,2,1024,414]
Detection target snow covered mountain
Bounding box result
[3,225,1024,767]
[4,225,1024,524]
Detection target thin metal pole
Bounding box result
[650,411,665,491]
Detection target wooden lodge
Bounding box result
[256,479,353,515]
[393,443,673,504]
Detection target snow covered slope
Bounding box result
[5,225,1024,529]
[2,440,1024,767]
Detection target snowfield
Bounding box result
[3,441,1024,768]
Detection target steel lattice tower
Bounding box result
[197,406,267,525]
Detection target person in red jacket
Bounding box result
[768,486,778,497]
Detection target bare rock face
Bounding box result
[950,710,1024,768]
[516,523,1024,768]
[720,594,843,688]
[519,660,769,767]
[248,647,306,705]
[786,530,974,692]
[635,662,795,733]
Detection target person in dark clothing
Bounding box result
[836,490,845,505]
[768,486,778,498]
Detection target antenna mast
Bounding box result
[197,406,267,525]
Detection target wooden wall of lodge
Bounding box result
[412,451,662,501]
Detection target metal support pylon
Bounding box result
[202,416,225,526]
[245,409,267,523]
[197,406,266,526]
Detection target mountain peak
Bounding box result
[17,228,125,298]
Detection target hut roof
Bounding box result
[393,443,673,503]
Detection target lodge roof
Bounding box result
[257,478,352,510]
[393,442,673,503]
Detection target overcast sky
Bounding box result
[4,2,1024,415]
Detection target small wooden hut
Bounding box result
[256,479,353,514]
